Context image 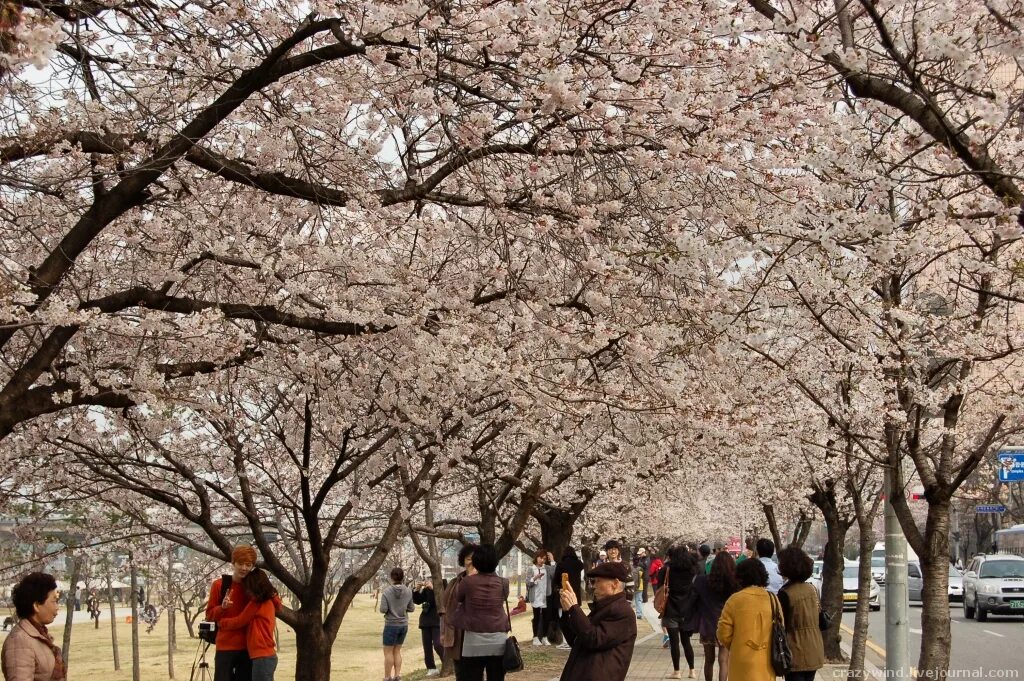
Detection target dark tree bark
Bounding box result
[810,480,854,663]
[60,555,81,670]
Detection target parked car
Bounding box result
[870,556,886,585]
[962,554,1024,622]
[842,562,881,611]
[810,560,824,594]
[908,562,962,603]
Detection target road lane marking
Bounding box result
[839,622,887,659]
[982,629,1005,638]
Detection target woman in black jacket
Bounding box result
[413,579,445,677]
[658,545,699,679]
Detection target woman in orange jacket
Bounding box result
[219,569,281,681]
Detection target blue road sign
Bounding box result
[975,505,1007,514]
[997,449,1024,482]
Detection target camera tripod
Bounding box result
[190,641,213,681]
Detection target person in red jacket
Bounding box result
[206,545,256,681]
[219,569,280,681]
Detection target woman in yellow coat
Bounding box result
[716,559,778,681]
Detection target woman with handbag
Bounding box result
[775,548,825,681]
[688,551,739,681]
[451,544,512,681]
[657,545,699,679]
[716,559,776,681]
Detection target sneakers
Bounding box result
[426,671,441,678]
[688,670,697,679]
[556,642,571,650]
[532,637,542,646]
[540,638,551,646]
[666,671,682,680]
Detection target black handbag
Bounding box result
[814,585,833,631]
[503,600,524,673]
[769,592,793,676]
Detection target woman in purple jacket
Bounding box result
[451,544,510,681]
[687,551,739,681]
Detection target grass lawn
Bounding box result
[15,593,567,681]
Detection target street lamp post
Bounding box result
[884,466,910,679]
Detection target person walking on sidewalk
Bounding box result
[776,547,824,681]
[380,567,416,681]
[527,549,556,646]
[413,579,444,678]
[689,551,739,681]
[557,561,637,681]
[632,548,650,620]
[658,545,699,679]
[756,539,784,594]
[717,559,776,681]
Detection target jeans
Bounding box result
[214,649,251,681]
[251,656,277,681]
[633,591,644,617]
[455,655,506,681]
[422,626,443,670]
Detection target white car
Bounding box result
[810,560,824,594]
[870,556,886,585]
[842,562,881,611]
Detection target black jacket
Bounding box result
[657,559,698,620]
[555,551,585,603]
[559,591,637,681]
[412,586,440,629]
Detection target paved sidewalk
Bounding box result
[624,602,837,680]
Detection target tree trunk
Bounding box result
[61,555,80,670]
[167,553,176,679]
[790,511,813,549]
[810,481,852,663]
[848,528,875,677]
[106,571,120,670]
[917,500,953,678]
[130,557,140,681]
[533,506,576,558]
[292,612,333,681]
[762,503,784,550]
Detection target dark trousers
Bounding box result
[785,673,817,681]
[215,649,252,681]
[422,626,443,670]
[531,607,545,638]
[455,655,506,681]
[666,628,694,671]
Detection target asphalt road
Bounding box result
[844,593,1024,676]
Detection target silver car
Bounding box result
[908,562,962,603]
[962,554,1024,621]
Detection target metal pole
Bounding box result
[884,467,910,679]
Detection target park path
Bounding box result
[618,602,839,681]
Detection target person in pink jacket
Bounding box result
[1,572,65,681]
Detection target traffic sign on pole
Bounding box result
[997,448,1024,482]
[975,504,1007,514]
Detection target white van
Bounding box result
[871,541,919,584]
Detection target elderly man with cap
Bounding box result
[557,561,637,681]
[205,544,257,681]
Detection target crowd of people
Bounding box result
[1,538,825,681]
